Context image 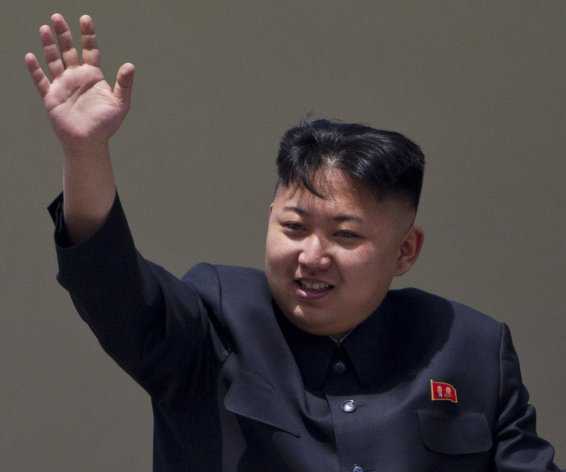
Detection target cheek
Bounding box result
[265,232,294,272]
[265,226,279,259]
[341,246,393,280]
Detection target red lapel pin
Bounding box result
[430,380,458,403]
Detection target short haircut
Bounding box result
[276,119,425,210]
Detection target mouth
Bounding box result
[295,279,334,298]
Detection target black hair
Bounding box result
[276,119,425,210]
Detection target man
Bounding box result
[27,14,562,472]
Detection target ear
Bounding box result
[395,226,424,276]
[268,203,274,217]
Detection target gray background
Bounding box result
[2,1,565,470]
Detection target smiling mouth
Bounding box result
[296,280,334,292]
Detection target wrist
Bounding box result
[61,140,110,160]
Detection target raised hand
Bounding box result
[25,13,134,152]
[26,13,134,244]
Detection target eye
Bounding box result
[281,222,306,232]
[335,230,359,239]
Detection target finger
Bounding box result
[51,13,80,68]
[25,52,51,99]
[39,24,65,80]
[80,15,100,67]
[114,63,135,106]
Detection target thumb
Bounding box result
[114,62,135,106]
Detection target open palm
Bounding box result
[25,14,134,150]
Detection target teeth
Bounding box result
[300,281,330,291]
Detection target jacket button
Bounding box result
[352,466,365,472]
[342,399,357,412]
[331,360,347,375]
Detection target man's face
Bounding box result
[265,169,422,339]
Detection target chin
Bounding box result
[287,309,335,335]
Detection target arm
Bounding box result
[28,15,214,406]
[47,192,218,407]
[25,13,134,244]
[493,323,561,471]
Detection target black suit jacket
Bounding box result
[50,194,561,471]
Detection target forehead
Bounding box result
[273,169,415,230]
[273,170,384,224]
[276,169,374,205]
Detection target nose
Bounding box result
[298,234,331,271]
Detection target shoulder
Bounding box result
[390,287,501,327]
[182,263,266,289]
[388,288,504,349]
[181,263,270,309]
[181,264,279,353]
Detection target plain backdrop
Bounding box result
[2,1,565,470]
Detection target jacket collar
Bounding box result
[275,294,397,390]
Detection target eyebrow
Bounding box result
[282,205,364,223]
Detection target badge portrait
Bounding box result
[4,1,566,471]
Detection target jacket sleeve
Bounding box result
[48,193,218,407]
[493,323,561,471]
